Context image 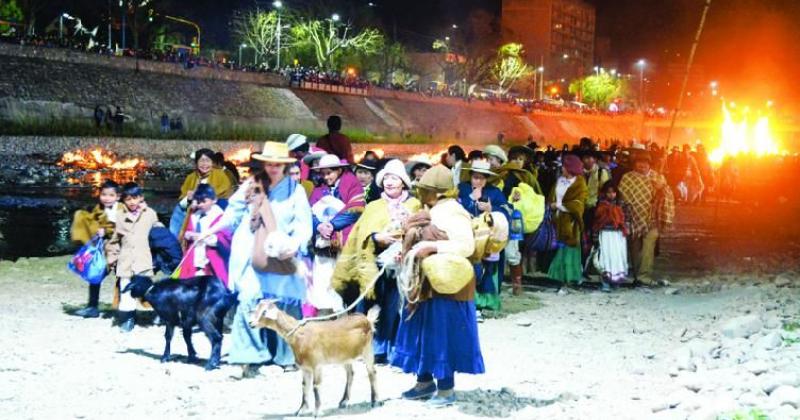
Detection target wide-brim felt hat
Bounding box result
[355,159,379,172]
[302,146,328,164]
[312,154,350,170]
[251,141,296,163]
[462,159,496,177]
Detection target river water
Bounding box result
[0,180,181,260]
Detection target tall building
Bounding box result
[501,0,596,85]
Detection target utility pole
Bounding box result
[121,0,126,50]
[107,0,112,49]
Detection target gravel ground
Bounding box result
[2,257,799,419]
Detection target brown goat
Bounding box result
[249,300,380,417]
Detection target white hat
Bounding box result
[463,159,496,177]
[376,159,412,188]
[312,154,349,170]
[285,133,308,151]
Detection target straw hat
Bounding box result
[416,164,454,192]
[376,159,412,188]
[312,154,349,170]
[285,133,308,152]
[462,159,496,177]
[252,141,297,163]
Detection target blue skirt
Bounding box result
[359,273,401,358]
[390,297,485,380]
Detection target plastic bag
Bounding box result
[68,237,108,284]
[510,183,545,233]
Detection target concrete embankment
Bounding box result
[0,42,715,144]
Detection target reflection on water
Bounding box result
[0,180,181,260]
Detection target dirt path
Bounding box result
[2,257,799,419]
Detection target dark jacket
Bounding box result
[149,226,183,275]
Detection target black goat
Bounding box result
[121,275,237,370]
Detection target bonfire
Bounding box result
[58,148,145,171]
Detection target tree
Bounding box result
[291,17,383,70]
[431,9,498,97]
[0,0,23,35]
[16,0,45,35]
[569,73,627,107]
[492,43,533,94]
[233,10,288,68]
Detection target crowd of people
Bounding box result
[66,112,689,407]
[4,34,681,118]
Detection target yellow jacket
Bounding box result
[332,196,421,297]
[180,168,234,199]
[70,203,124,245]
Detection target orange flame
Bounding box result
[708,102,782,166]
[59,148,145,171]
[225,147,254,165]
[407,149,447,165]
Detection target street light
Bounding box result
[637,59,647,109]
[239,43,247,66]
[537,66,544,100]
[60,13,75,42]
[332,13,341,22]
[452,24,458,29]
[273,1,283,69]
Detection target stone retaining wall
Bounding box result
[0,43,286,86]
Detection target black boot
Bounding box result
[76,306,100,318]
[118,311,135,333]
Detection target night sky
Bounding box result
[40,0,800,109]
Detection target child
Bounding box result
[70,180,122,318]
[591,181,630,292]
[179,184,231,286]
[106,182,159,332]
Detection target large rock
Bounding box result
[761,373,800,394]
[774,273,793,287]
[674,347,696,372]
[721,315,763,339]
[770,385,800,408]
[754,331,783,351]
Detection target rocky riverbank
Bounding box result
[1,256,799,419]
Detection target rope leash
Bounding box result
[168,240,199,279]
[284,265,387,338]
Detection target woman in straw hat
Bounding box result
[547,154,589,288]
[205,141,312,377]
[306,154,365,313]
[331,159,420,363]
[392,165,484,408]
[457,159,510,314]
